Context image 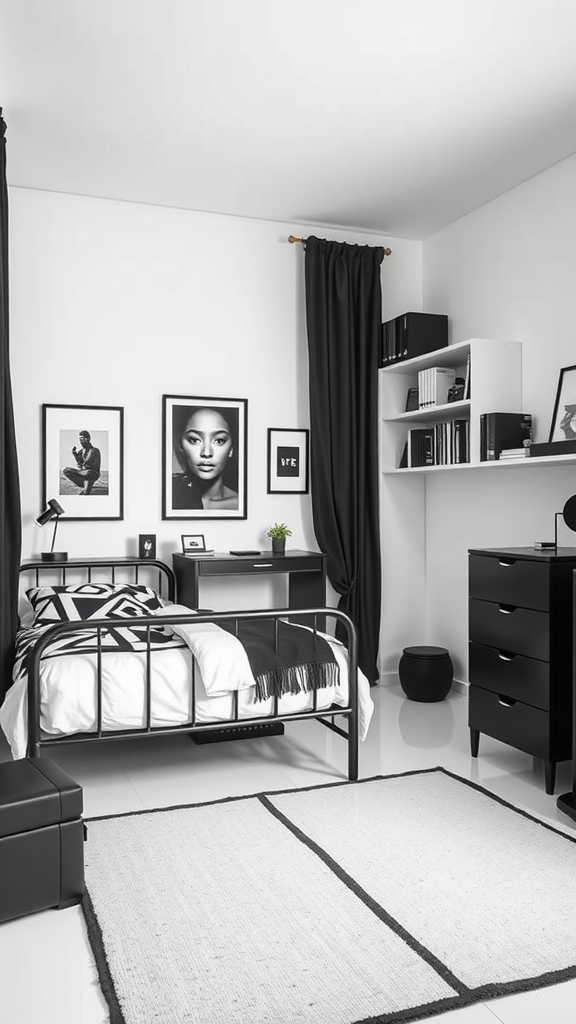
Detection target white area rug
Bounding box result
[82,768,576,1024]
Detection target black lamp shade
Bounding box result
[35,498,65,527]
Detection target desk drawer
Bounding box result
[199,555,324,577]
[469,554,550,610]
[469,685,549,760]
[469,641,549,711]
[469,598,549,661]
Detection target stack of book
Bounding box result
[405,420,469,467]
[417,367,457,408]
[498,447,531,460]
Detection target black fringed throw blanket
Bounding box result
[219,619,339,703]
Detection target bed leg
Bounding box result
[348,717,359,781]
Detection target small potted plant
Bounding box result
[267,522,292,555]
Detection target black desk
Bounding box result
[172,550,327,623]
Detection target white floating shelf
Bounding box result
[382,454,576,475]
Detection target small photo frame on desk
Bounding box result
[138,534,156,559]
[267,428,309,494]
[182,534,206,554]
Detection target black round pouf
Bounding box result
[398,646,453,702]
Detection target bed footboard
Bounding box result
[25,607,359,780]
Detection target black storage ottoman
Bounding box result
[398,645,453,702]
[0,757,84,924]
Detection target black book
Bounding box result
[379,312,448,367]
[479,412,532,461]
[452,420,469,464]
[408,428,434,467]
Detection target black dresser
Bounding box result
[468,547,576,794]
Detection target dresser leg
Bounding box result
[470,728,480,757]
[544,761,556,795]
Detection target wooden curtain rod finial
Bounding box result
[288,234,392,256]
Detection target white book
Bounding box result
[418,369,427,408]
[425,367,456,407]
[428,369,435,407]
[464,354,471,399]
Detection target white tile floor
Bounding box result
[1,682,576,1024]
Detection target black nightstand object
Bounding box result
[399,646,453,702]
[468,547,576,794]
[172,550,327,627]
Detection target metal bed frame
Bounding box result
[18,558,359,780]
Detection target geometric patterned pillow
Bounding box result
[26,584,164,627]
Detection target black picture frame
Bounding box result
[138,534,156,559]
[267,428,309,494]
[181,534,206,553]
[548,364,576,443]
[42,404,124,520]
[162,395,247,520]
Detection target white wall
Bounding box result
[9,187,421,612]
[420,153,576,683]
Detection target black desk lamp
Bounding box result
[35,499,67,562]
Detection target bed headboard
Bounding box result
[18,558,176,603]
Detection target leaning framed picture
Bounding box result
[42,404,124,520]
[138,534,156,559]
[181,534,206,553]
[162,395,247,520]
[548,364,576,442]
[267,428,309,494]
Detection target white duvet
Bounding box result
[0,608,374,760]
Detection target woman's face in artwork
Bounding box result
[179,409,233,481]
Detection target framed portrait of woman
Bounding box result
[162,395,248,520]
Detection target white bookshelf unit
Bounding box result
[380,338,523,473]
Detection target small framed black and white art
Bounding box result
[42,403,124,520]
[548,364,576,442]
[181,534,206,554]
[267,428,309,494]
[138,534,156,559]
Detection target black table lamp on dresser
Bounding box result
[35,498,67,562]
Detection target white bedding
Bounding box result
[0,614,374,760]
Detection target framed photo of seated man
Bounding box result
[42,404,124,521]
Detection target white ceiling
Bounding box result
[1,0,576,240]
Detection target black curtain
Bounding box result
[0,110,22,704]
[304,236,383,684]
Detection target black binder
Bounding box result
[479,413,532,461]
[380,312,448,368]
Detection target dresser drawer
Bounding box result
[469,641,549,711]
[469,554,550,611]
[469,685,549,760]
[469,598,549,661]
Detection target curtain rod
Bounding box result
[288,234,392,256]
